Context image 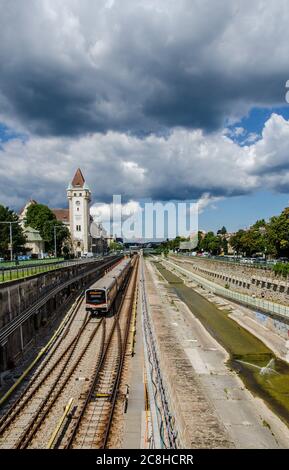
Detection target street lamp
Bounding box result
[259,226,267,261]
[0,221,19,261]
[53,225,62,258]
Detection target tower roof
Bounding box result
[71,168,85,188]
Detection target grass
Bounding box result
[0,258,66,283]
[0,257,64,269]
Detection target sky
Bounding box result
[1,0,289,234]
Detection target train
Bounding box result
[85,258,131,314]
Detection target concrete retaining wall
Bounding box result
[0,258,118,372]
[173,257,289,305]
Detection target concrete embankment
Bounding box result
[144,259,234,448]
[145,258,289,448]
[172,255,289,309]
[156,258,289,446]
[0,257,119,372]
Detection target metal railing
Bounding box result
[0,257,104,284]
[165,259,289,322]
[177,253,274,271]
[140,258,178,449]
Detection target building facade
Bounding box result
[22,226,45,256]
[67,168,92,257]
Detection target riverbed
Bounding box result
[154,261,289,429]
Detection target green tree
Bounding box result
[217,226,228,255]
[25,203,56,232]
[230,221,267,257]
[109,241,123,252]
[266,209,289,258]
[44,220,70,255]
[25,204,69,254]
[0,205,26,257]
[200,231,222,255]
[229,230,247,255]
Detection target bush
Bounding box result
[273,262,289,278]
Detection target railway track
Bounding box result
[64,257,139,449]
[0,256,139,449]
[0,256,121,411]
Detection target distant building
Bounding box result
[18,200,44,256]
[18,199,37,226]
[51,208,70,228]
[90,221,108,255]
[225,232,235,255]
[179,240,195,251]
[23,226,45,256]
[19,168,112,258]
[67,168,92,257]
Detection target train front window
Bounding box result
[86,290,106,305]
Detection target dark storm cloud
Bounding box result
[1,1,289,210]
[0,0,288,137]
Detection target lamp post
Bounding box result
[53,225,62,258]
[0,221,18,261]
[259,226,267,262]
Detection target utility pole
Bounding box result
[53,225,62,258]
[0,221,18,261]
[54,226,57,258]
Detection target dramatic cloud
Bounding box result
[0,113,288,211]
[0,0,288,136]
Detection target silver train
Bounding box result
[85,258,131,314]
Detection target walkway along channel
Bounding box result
[157,259,289,433]
[167,258,289,323]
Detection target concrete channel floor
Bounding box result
[122,292,145,448]
[148,259,289,449]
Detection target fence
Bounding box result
[0,257,101,284]
[165,259,289,322]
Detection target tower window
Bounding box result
[76,225,82,232]
[74,193,77,196]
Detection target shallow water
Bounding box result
[154,262,289,428]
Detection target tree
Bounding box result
[25,204,56,232]
[44,220,70,255]
[25,203,69,254]
[200,231,222,255]
[0,205,26,257]
[229,221,267,257]
[229,230,247,255]
[109,241,123,252]
[217,226,228,255]
[266,209,289,258]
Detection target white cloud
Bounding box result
[1,113,289,212]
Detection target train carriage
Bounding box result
[85,258,131,314]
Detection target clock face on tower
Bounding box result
[75,201,81,206]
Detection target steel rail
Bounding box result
[101,258,139,448]
[64,259,138,449]
[0,256,121,408]
[0,256,120,345]
[0,293,85,428]
[15,316,104,449]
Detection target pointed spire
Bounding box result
[71,168,85,188]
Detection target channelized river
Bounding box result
[154,261,289,428]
